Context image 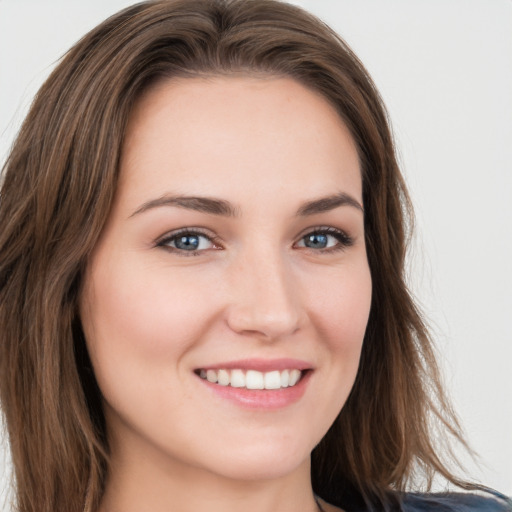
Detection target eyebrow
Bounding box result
[296,192,363,216]
[130,192,363,218]
[130,195,239,218]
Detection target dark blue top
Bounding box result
[399,492,512,511]
[324,490,512,511]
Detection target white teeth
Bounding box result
[246,370,264,389]
[264,370,281,390]
[230,369,246,388]
[289,369,301,386]
[217,369,230,386]
[198,368,304,390]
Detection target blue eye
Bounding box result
[174,234,201,250]
[157,230,216,253]
[296,228,353,252]
[303,233,329,249]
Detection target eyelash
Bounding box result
[296,226,354,253]
[156,228,222,257]
[155,226,354,257]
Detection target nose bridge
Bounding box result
[226,242,302,339]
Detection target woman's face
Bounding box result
[80,76,372,482]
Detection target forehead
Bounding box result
[119,75,362,208]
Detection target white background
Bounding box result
[1,0,511,507]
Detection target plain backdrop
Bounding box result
[0,0,511,507]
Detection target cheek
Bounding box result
[297,260,371,433]
[308,261,372,349]
[79,256,218,389]
[306,259,371,394]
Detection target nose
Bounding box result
[225,248,304,341]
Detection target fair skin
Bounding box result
[80,76,372,512]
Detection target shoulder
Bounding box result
[400,491,512,512]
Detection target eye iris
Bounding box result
[304,233,328,249]
[175,234,200,250]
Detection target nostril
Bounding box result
[225,311,301,340]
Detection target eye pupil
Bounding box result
[304,233,328,249]
[175,235,200,250]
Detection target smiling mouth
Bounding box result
[196,368,305,390]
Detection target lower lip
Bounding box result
[197,371,311,410]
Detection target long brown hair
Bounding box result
[0,1,474,511]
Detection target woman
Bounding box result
[0,1,509,511]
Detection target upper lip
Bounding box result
[195,358,313,372]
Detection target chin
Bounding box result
[207,454,309,482]
[192,433,314,482]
